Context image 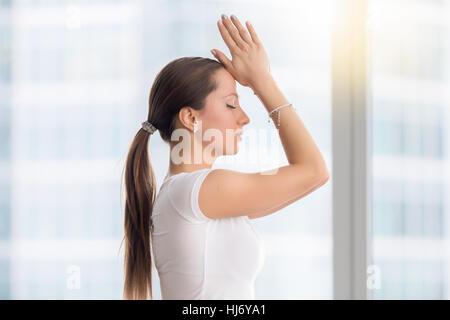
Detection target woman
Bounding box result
[121,14,329,300]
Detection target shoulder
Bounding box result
[166,168,216,223]
[168,168,213,189]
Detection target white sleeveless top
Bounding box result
[151,168,265,300]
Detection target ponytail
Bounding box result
[121,129,156,299]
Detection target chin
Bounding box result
[220,136,241,155]
[222,144,239,156]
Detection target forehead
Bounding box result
[215,68,236,92]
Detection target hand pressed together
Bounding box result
[211,14,271,90]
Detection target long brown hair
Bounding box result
[120,57,224,299]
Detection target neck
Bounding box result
[167,146,217,177]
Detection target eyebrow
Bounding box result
[222,93,240,98]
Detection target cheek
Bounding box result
[208,109,235,130]
[201,106,236,145]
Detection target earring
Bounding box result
[193,120,199,133]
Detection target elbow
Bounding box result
[321,171,330,185]
[312,165,330,183]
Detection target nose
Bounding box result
[239,109,250,127]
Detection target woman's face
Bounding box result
[174,67,250,161]
[186,68,250,156]
[195,68,250,156]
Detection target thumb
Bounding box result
[211,49,233,70]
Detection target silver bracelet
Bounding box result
[268,103,293,128]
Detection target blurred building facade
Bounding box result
[370,0,450,299]
[0,0,145,299]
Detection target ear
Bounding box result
[178,106,198,132]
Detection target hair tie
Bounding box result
[142,121,157,134]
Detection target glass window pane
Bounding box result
[0,0,139,299]
[369,0,450,299]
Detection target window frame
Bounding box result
[332,0,373,300]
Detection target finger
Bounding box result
[211,49,233,72]
[245,21,262,45]
[230,15,253,46]
[221,15,248,51]
[217,19,239,55]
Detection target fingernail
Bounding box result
[230,14,236,21]
[221,14,227,20]
[211,50,216,56]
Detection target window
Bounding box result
[369,0,450,299]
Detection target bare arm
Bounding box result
[247,176,329,219]
[250,74,329,173]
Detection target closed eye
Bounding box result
[226,104,236,109]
